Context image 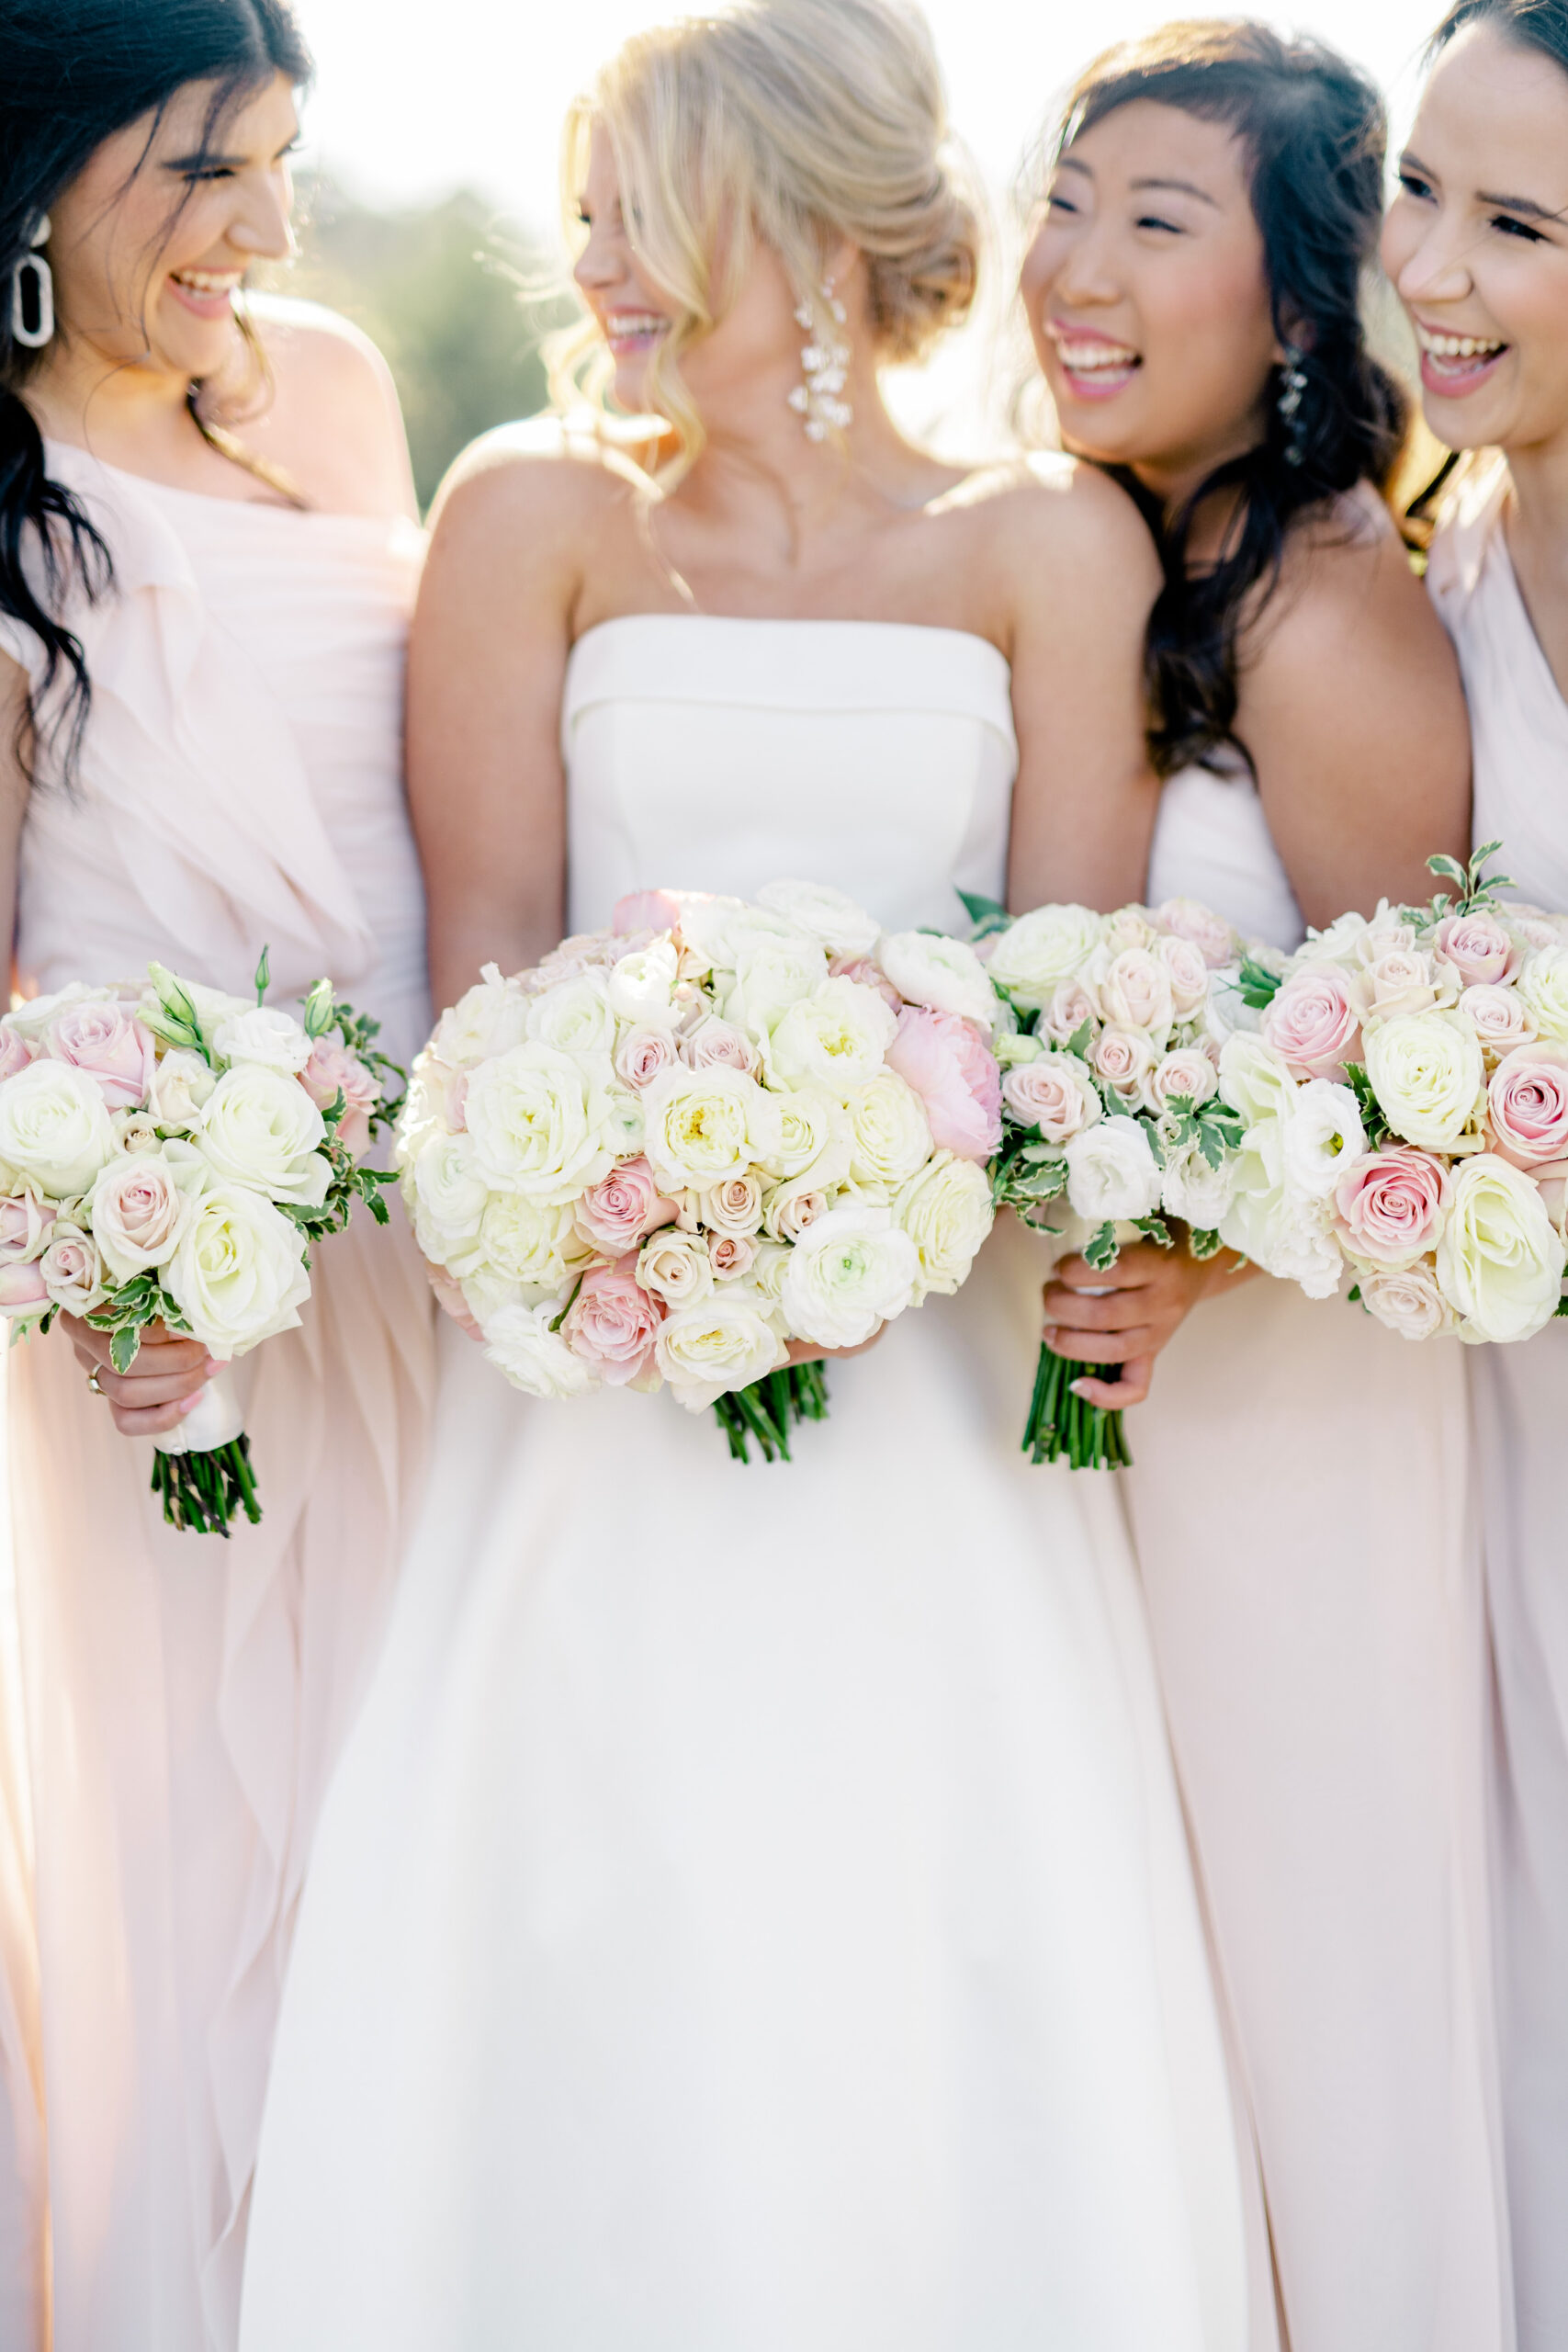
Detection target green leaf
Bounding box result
[957,888,1010,940]
[1427,853,1468,889]
[110,1326,141,1375]
[1348,1283,1363,1304]
[254,944,271,1005]
[1187,1227,1224,1261]
[1082,1220,1119,1273]
[1236,954,1284,1011]
[548,1273,585,1333]
[1134,1215,1174,1249]
[1064,1020,1094,1059]
[1554,1292,1568,1318]
[1344,1063,1393,1148]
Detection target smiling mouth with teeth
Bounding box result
[1414,320,1508,394]
[604,311,670,354]
[1044,322,1142,397]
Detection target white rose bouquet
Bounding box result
[972,888,1248,1470]
[398,882,998,1463]
[0,952,402,1533]
[1220,841,1568,1347]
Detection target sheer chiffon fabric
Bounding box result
[241,616,1252,2352]
[1430,454,1568,2352]
[0,445,436,2351]
[1129,761,1510,2351]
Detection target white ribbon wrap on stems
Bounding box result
[156,1368,245,1457]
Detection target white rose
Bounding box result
[606,940,682,1030]
[525,970,618,1060]
[164,1182,311,1355]
[638,1228,716,1308]
[723,932,829,1037]
[762,1082,852,1184]
[212,1006,313,1075]
[111,1109,163,1157]
[665,893,753,973]
[1515,944,1568,1046]
[1218,1033,1296,1128]
[749,1238,792,1306]
[431,963,533,1068]
[149,1048,217,1133]
[654,1285,785,1410]
[874,932,998,1031]
[465,1042,620,1205]
[769,978,897,1095]
[755,879,881,960]
[1301,909,1371,968]
[780,1203,920,1347]
[701,1174,766,1238]
[467,1193,585,1298]
[640,1065,782,1193]
[893,1150,994,1301]
[1364,1011,1484,1150]
[1435,1152,1566,1343]
[1064,1114,1162,1225]
[762,1177,833,1243]
[196,1064,331,1206]
[845,1071,933,1186]
[483,1298,602,1398]
[0,1060,117,1197]
[39,1222,107,1318]
[1280,1080,1367,1200]
[404,1131,488,1264]
[987,905,1106,1010]
[1158,1141,1238,1229]
[1359,1261,1457,1341]
[90,1151,193,1280]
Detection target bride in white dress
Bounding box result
[241,6,1250,2343]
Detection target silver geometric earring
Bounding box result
[1277,343,1308,468]
[788,278,852,442]
[9,216,55,350]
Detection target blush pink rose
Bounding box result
[574,1156,679,1254]
[708,1232,757,1281]
[0,1025,36,1083]
[1091,1023,1156,1104]
[1260,964,1360,1079]
[615,1026,682,1091]
[680,1017,760,1076]
[0,1261,48,1317]
[423,1258,484,1342]
[0,1191,55,1263]
[1461,984,1535,1057]
[1155,933,1212,1016]
[1001,1055,1100,1142]
[885,1008,1002,1161]
[1487,1046,1568,1168]
[828,954,904,1012]
[1148,1046,1219,1110]
[613,889,682,937]
[563,1253,664,1385]
[1332,1145,1451,1265]
[300,1039,381,1156]
[1435,910,1521,989]
[48,1001,155,1110]
[1155,897,1235,969]
[1040,981,1100,1046]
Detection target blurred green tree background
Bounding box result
[278,176,572,509]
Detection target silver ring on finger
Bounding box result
[86,1368,104,1397]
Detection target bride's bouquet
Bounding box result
[0,955,402,1533]
[1214,843,1568,1342]
[972,888,1247,1470]
[399,883,999,1462]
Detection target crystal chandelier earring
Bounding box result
[1277,343,1308,468]
[9,216,55,350]
[788,277,852,442]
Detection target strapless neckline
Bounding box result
[569,610,1009,667]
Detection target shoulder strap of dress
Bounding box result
[1426,450,1510,629]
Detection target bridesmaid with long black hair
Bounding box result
[1386,6,1568,2339]
[0,4,435,2343]
[1021,23,1509,2352]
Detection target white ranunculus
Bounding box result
[0,1060,118,1198]
[1364,1010,1484,1150]
[405,1131,489,1264]
[1359,1261,1456,1340]
[1515,944,1568,1045]
[525,969,619,1060]
[149,1048,216,1133]
[431,963,533,1068]
[986,904,1106,1010]
[845,1071,933,1186]
[655,1284,785,1410]
[1435,1152,1566,1343]
[875,931,998,1031]
[483,1298,602,1397]
[1158,1140,1238,1229]
[762,1082,852,1185]
[640,1064,783,1193]
[90,1151,193,1281]
[780,1203,919,1348]
[893,1150,994,1301]
[1218,1033,1296,1128]
[605,939,681,1030]
[1280,1080,1367,1199]
[212,1006,313,1075]
[1064,1114,1162,1225]
[770,978,898,1097]
[164,1181,311,1355]
[465,1042,620,1205]
[196,1064,331,1206]
[756,879,881,960]
[724,932,829,1038]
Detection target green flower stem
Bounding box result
[1021,1340,1130,1472]
[712,1362,831,1464]
[150,1437,265,1536]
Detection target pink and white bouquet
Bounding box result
[971,888,1248,1469]
[398,882,999,1462]
[0,953,402,1533]
[1215,843,1568,1344]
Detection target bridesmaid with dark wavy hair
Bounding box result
[1021,22,1508,2352]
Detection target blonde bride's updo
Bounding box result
[552,0,981,465]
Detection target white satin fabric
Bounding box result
[1430,454,1568,2352]
[0,444,437,2352]
[242,615,1251,2352]
[1128,759,1510,2350]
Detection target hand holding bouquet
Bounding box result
[399,882,999,1461]
[0,954,402,1533]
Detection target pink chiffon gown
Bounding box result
[1429,452,1568,2352]
[0,440,437,2352]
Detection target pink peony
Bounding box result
[615,1026,682,1091]
[885,1008,1001,1161]
[1260,964,1360,1079]
[1435,910,1521,989]
[574,1156,679,1255]
[563,1252,664,1385]
[300,1038,381,1156]
[48,1001,155,1110]
[0,1025,36,1083]
[613,890,683,938]
[828,954,904,1013]
[1155,897,1235,970]
[1487,1046,1568,1169]
[1333,1145,1451,1265]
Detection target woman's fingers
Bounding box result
[1071,1353,1155,1411]
[1042,1319,1155,1367]
[1041,1281,1148,1335]
[63,1312,215,1385]
[94,1363,215,1413]
[107,1393,208,1441]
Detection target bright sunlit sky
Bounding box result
[295,0,1441,231]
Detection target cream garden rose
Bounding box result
[211,1006,313,1075]
[845,1071,933,1187]
[769,978,897,1094]
[654,1286,784,1411]
[987,905,1105,1009]
[1435,1152,1566,1343]
[465,1042,621,1205]
[640,1064,783,1194]
[756,879,880,960]
[894,1151,993,1301]
[483,1298,602,1399]
[1363,1011,1484,1151]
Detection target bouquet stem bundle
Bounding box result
[1021,1342,1130,1471]
[713,1362,830,1464]
[152,1432,261,1534]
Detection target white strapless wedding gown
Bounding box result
[240,617,1249,2351]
